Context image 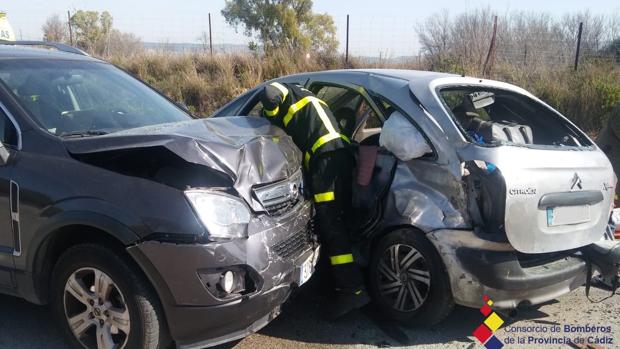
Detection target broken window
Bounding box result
[439,87,592,147]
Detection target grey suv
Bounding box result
[0,42,318,349]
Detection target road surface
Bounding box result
[0,279,618,349]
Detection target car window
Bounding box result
[0,104,17,147]
[246,100,263,117]
[312,84,383,140]
[440,87,591,147]
[0,59,190,137]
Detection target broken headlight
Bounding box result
[185,190,251,239]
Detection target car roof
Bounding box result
[277,68,460,86]
[0,45,101,62]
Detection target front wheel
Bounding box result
[368,229,454,325]
[51,244,168,349]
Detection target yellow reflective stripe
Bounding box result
[311,132,341,153]
[340,134,351,143]
[312,99,338,134]
[283,96,315,126]
[304,152,311,169]
[263,106,279,117]
[330,253,354,265]
[314,191,335,203]
[270,82,289,100]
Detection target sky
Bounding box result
[2,0,619,56]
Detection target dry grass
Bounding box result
[109,50,620,133]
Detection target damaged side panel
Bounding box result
[381,160,470,232]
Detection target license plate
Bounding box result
[298,246,320,286]
[546,205,591,227]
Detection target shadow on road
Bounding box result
[0,295,66,349]
[0,275,556,349]
[252,274,559,348]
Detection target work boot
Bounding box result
[323,288,371,320]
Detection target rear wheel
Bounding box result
[368,228,454,325]
[51,244,168,349]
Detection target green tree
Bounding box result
[69,10,113,54]
[222,0,338,54]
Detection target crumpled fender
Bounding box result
[62,117,302,211]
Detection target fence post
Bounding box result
[574,22,583,71]
[523,43,527,66]
[208,13,213,56]
[482,15,498,78]
[345,14,349,63]
[67,10,73,45]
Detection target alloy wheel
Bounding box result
[377,243,431,312]
[63,267,130,349]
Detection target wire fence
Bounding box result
[6,9,620,68]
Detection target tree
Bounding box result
[222,0,338,54]
[67,10,141,57]
[42,14,68,42]
[70,10,113,54]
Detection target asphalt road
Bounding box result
[1,277,618,349]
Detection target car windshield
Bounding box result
[0,59,190,136]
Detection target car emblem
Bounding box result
[570,173,583,191]
[289,182,299,201]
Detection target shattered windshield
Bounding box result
[0,59,190,136]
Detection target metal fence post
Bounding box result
[482,15,498,77]
[208,13,213,56]
[574,22,583,71]
[67,10,73,45]
[345,14,349,62]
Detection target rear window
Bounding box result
[439,87,592,148]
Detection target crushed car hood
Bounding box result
[63,117,302,211]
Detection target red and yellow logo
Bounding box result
[472,295,504,349]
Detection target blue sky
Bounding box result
[2,0,619,56]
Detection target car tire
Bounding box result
[368,228,454,325]
[51,243,169,349]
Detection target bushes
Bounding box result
[110,50,620,133]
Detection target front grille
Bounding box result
[273,229,311,259]
[253,170,303,216]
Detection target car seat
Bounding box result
[333,106,356,139]
[16,76,62,130]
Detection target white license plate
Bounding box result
[546,205,591,227]
[297,247,320,286]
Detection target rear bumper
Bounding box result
[427,229,588,309]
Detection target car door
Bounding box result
[0,100,20,287]
[306,80,385,143]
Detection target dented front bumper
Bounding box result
[128,200,317,348]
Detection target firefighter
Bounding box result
[260,81,369,319]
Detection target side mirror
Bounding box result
[379,111,432,161]
[0,143,10,166]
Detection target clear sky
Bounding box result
[2,0,619,56]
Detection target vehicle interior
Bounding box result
[440,87,593,147]
[0,60,189,136]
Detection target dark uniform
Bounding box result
[260,82,366,300]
